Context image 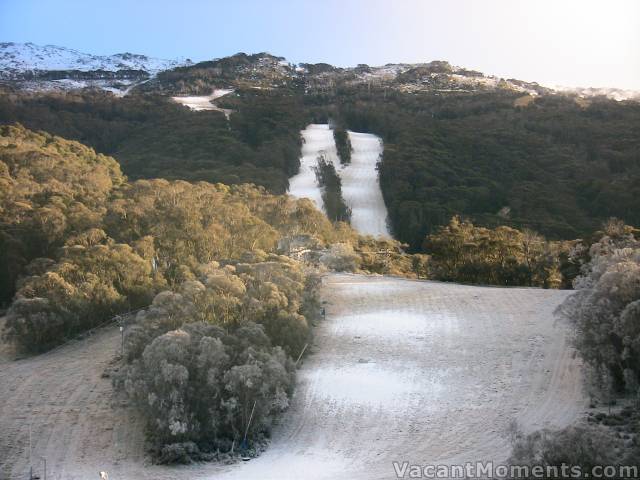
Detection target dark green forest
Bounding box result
[326,86,640,249]
[2,83,638,254]
[0,80,640,260]
[0,88,308,192]
[0,85,640,251]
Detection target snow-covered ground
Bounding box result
[547,84,640,102]
[288,125,391,237]
[172,89,234,118]
[340,132,390,237]
[288,124,339,212]
[0,274,586,480]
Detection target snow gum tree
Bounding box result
[558,220,640,396]
[118,255,313,462]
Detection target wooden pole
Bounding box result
[242,400,257,446]
[295,343,309,366]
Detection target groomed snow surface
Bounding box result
[0,274,585,480]
[341,132,390,237]
[288,124,391,238]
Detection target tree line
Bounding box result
[313,154,351,222]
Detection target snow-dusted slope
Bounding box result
[0,42,189,77]
[547,84,640,102]
[288,124,340,212]
[340,132,390,237]
[0,274,586,480]
[210,274,585,480]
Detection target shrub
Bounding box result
[320,243,360,272]
[122,322,294,462]
[3,297,67,351]
[508,425,624,478]
[116,256,317,461]
[557,222,640,395]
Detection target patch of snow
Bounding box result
[172,89,234,118]
[199,274,586,480]
[289,125,391,238]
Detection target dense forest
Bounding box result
[327,86,640,248]
[0,88,308,192]
[0,124,351,339]
[2,83,638,255]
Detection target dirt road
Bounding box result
[0,326,157,480]
[0,275,585,479]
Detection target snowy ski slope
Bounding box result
[288,124,390,238]
[340,132,390,237]
[288,124,339,212]
[172,89,234,118]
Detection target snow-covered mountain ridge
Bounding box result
[0,42,191,78]
[1,42,638,101]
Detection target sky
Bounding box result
[1,0,639,89]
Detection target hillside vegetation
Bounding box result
[0,126,430,460]
[0,89,307,192]
[0,124,347,460]
[0,124,350,337]
[330,87,640,247]
[2,75,639,249]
